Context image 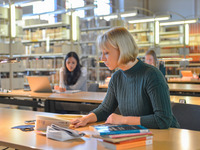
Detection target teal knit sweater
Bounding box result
[92,59,179,129]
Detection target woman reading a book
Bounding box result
[56,51,87,91]
[71,27,179,129]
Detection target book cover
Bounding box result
[93,134,153,143]
[90,124,149,135]
[108,131,153,139]
[98,138,153,150]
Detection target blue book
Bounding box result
[90,124,149,135]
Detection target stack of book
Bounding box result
[90,124,153,150]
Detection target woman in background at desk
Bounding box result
[145,49,166,77]
[57,52,87,91]
[72,27,179,129]
[145,49,157,67]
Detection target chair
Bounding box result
[171,102,200,131]
[87,83,99,92]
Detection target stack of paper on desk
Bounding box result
[47,124,85,141]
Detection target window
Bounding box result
[94,0,110,16]
[32,0,55,23]
[66,0,85,18]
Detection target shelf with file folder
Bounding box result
[79,41,96,44]
[81,26,111,32]
[25,68,60,71]
[22,38,71,44]
[23,22,70,30]
[13,53,65,58]
[129,29,153,33]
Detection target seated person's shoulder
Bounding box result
[81,67,87,77]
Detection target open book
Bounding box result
[35,115,70,132]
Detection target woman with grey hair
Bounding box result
[71,27,179,129]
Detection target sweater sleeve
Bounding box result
[67,67,87,91]
[59,67,65,88]
[92,76,118,121]
[140,69,173,129]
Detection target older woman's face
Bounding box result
[145,54,155,66]
[66,57,77,72]
[101,44,120,70]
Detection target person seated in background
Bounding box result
[56,51,87,92]
[145,49,157,67]
[145,49,166,76]
[71,27,179,129]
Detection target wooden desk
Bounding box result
[0,90,53,111]
[168,79,200,84]
[45,92,106,113]
[99,84,109,89]
[0,90,106,113]
[0,108,200,150]
[1,90,200,113]
[168,83,200,96]
[100,83,200,96]
[170,96,200,105]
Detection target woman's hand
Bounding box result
[71,113,97,128]
[71,117,89,128]
[105,113,124,124]
[58,87,66,92]
[105,113,141,125]
[54,85,66,92]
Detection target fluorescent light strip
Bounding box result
[128,15,170,24]
[160,19,197,26]
[103,15,118,21]
[155,21,159,44]
[155,16,170,21]
[121,12,137,18]
[129,18,154,23]
[11,4,16,37]
[72,13,77,41]
[185,24,189,45]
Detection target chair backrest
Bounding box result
[171,102,200,131]
[87,83,99,92]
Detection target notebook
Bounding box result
[181,71,193,77]
[26,76,53,93]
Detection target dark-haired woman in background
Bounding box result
[58,52,87,91]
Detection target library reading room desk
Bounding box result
[0,90,106,113]
[100,83,200,96]
[0,108,200,150]
[1,90,200,113]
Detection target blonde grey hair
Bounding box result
[97,26,138,64]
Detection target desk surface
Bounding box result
[1,90,200,106]
[0,90,52,99]
[0,91,106,103]
[168,78,200,84]
[170,95,200,105]
[100,83,200,93]
[48,92,106,103]
[168,83,200,93]
[0,108,200,150]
